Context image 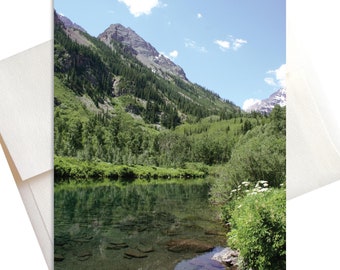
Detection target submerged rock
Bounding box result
[76,251,92,257]
[137,244,154,253]
[76,250,92,261]
[124,248,148,258]
[107,241,129,250]
[54,254,65,262]
[167,239,214,253]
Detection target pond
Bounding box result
[54,179,228,270]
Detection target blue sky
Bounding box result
[54,0,286,109]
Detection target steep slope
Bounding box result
[98,24,187,81]
[54,10,239,129]
[245,88,286,114]
[57,13,87,33]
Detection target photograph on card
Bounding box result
[53,1,286,269]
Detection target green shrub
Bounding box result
[228,188,286,270]
[117,165,137,179]
[209,124,286,208]
[54,156,206,182]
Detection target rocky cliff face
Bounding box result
[245,88,286,114]
[98,24,188,81]
[56,13,87,33]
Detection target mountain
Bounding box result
[53,10,286,172]
[56,13,87,33]
[54,11,239,130]
[245,88,286,114]
[98,24,187,81]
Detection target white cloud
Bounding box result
[169,50,178,59]
[184,39,195,48]
[233,38,247,50]
[214,39,230,51]
[118,0,164,17]
[197,13,203,19]
[242,98,261,111]
[275,64,287,88]
[160,50,179,60]
[214,36,247,51]
[266,64,286,88]
[185,38,207,53]
[264,77,276,86]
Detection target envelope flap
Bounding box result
[0,41,53,181]
[0,142,48,269]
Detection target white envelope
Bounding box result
[287,179,340,269]
[287,0,340,200]
[0,42,53,269]
[287,0,340,268]
[0,1,53,269]
[0,141,49,269]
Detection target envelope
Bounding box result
[287,179,340,269]
[287,0,340,200]
[0,139,49,269]
[287,0,340,268]
[0,42,53,269]
[0,1,53,268]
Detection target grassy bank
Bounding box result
[54,156,207,184]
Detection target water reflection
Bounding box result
[55,180,227,270]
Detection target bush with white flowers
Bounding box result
[227,187,286,270]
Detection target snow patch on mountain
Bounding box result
[243,88,286,114]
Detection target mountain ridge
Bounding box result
[56,12,188,81]
[54,10,239,129]
[57,13,87,33]
[245,88,286,114]
[98,23,188,81]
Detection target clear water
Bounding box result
[54,180,227,270]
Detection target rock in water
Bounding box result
[137,244,154,253]
[54,254,65,262]
[124,249,148,258]
[211,247,239,267]
[167,239,214,253]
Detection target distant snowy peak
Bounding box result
[245,88,286,114]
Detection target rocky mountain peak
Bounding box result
[245,88,286,114]
[98,24,187,81]
[56,13,87,33]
